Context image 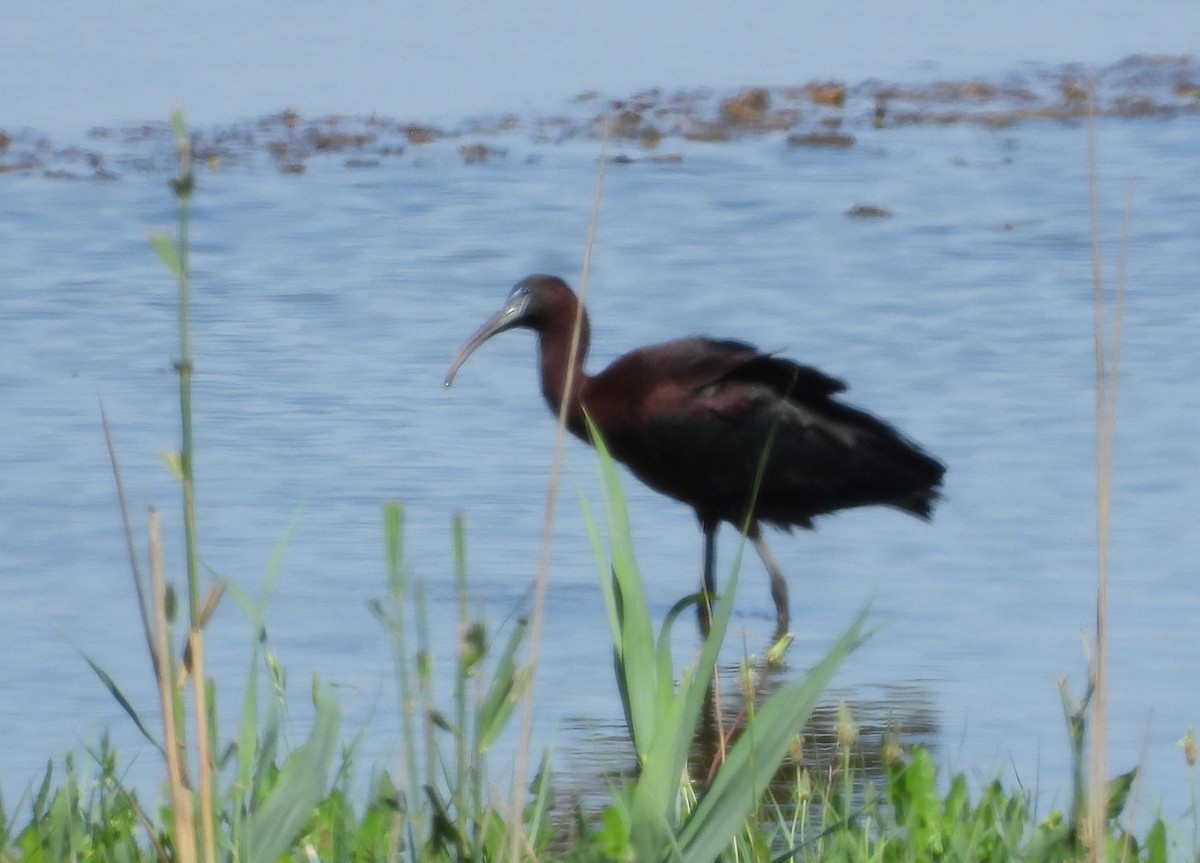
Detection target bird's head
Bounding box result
[444,275,573,386]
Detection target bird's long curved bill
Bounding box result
[444,307,519,386]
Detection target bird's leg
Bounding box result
[699,524,717,637]
[750,531,790,638]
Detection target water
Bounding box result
[3,14,1200,825]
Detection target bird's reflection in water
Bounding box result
[556,671,939,820]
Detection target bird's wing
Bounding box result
[592,340,941,526]
[714,351,846,399]
[617,337,845,399]
[591,337,846,436]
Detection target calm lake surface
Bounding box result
[2,70,1199,822]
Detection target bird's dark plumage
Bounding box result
[446,274,945,636]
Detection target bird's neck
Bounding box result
[537,311,590,436]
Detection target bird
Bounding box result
[445,274,945,638]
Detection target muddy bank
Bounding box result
[2,54,1197,180]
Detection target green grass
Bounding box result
[3,108,1197,863]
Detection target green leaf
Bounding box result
[148,234,182,278]
[232,638,261,817]
[383,501,406,597]
[588,419,659,761]
[244,683,340,863]
[477,616,531,752]
[32,760,53,818]
[428,709,453,732]
[1144,817,1168,863]
[1106,767,1137,820]
[765,631,793,666]
[524,752,557,855]
[594,805,632,861]
[158,448,184,481]
[169,107,188,147]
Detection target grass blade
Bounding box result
[81,653,164,756]
[589,419,659,760]
[477,617,532,752]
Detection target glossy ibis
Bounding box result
[445,274,945,637]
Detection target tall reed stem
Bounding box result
[169,113,201,626]
[152,107,217,863]
[1085,84,1130,857]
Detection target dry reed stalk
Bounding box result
[506,119,609,863]
[101,408,176,863]
[185,585,222,863]
[119,781,172,863]
[1085,80,1130,857]
[188,627,217,863]
[150,508,199,863]
[100,403,159,669]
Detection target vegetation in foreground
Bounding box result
[3,109,1196,863]
[1,488,1192,863]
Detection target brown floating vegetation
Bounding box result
[720,87,772,124]
[846,204,891,218]
[459,143,505,164]
[805,80,847,107]
[2,54,1198,179]
[787,131,856,148]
